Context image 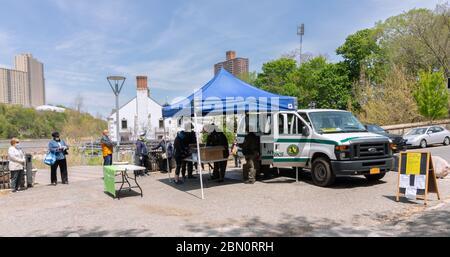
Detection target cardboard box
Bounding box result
[192,146,225,162]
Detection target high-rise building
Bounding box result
[0,53,45,107]
[15,54,46,107]
[214,51,249,77]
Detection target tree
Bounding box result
[237,71,257,85]
[336,28,386,82]
[254,58,298,95]
[74,93,84,113]
[356,65,421,125]
[253,56,353,110]
[379,5,450,77]
[414,69,448,121]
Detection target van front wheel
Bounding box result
[311,157,335,187]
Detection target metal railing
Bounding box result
[382,119,450,135]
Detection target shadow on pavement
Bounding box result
[398,209,450,236]
[30,226,153,237]
[185,213,373,237]
[158,171,243,199]
[270,168,387,189]
[383,195,418,204]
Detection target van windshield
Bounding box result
[308,111,367,134]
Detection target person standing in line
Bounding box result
[8,138,25,193]
[231,140,241,168]
[241,131,260,184]
[136,133,150,176]
[206,124,229,183]
[48,132,69,185]
[152,138,173,173]
[183,123,197,179]
[100,130,114,166]
[173,130,188,185]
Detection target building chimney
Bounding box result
[226,51,236,61]
[136,76,147,90]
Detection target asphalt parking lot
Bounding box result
[0,145,449,237]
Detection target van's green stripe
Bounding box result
[273,158,309,163]
[340,137,360,143]
[276,138,339,145]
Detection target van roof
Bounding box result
[297,109,349,113]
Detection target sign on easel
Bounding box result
[396,152,441,205]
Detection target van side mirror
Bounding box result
[302,126,310,137]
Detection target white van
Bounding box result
[238,109,395,187]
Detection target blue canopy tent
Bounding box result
[161,68,298,199]
[163,68,297,118]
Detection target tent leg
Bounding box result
[193,111,205,200]
[296,167,298,183]
[163,119,171,181]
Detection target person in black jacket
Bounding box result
[173,130,188,184]
[206,124,229,183]
[183,124,197,179]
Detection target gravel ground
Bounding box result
[0,145,449,237]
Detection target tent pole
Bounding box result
[193,110,205,200]
[163,118,171,181]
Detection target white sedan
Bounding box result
[403,126,450,148]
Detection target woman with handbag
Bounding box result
[8,138,25,193]
[48,132,69,185]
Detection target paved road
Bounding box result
[407,144,450,160]
[0,145,449,237]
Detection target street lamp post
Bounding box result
[107,76,126,162]
[297,23,305,65]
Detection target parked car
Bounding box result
[403,126,450,148]
[365,124,406,152]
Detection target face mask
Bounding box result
[15,143,22,149]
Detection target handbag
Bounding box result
[44,151,56,166]
[161,153,167,159]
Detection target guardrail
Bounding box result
[382,119,450,135]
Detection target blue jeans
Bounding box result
[103,155,113,166]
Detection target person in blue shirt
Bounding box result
[48,132,69,185]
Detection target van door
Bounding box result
[273,112,311,168]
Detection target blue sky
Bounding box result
[0,0,442,118]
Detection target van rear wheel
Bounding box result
[311,157,335,187]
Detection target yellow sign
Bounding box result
[370,168,380,175]
[405,152,421,175]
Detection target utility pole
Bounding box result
[297,24,305,65]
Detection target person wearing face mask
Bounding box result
[8,138,25,193]
[48,132,69,185]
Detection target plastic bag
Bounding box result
[44,152,56,166]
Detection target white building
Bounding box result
[35,105,66,113]
[108,76,174,142]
